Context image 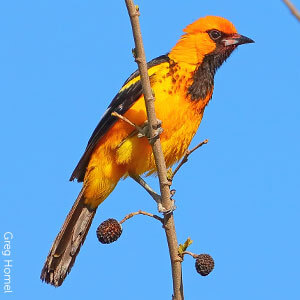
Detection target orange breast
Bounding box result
[87,60,213,179]
[83,60,212,206]
[112,61,212,176]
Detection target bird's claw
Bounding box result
[157,199,176,215]
[137,120,163,144]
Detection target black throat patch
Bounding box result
[188,46,235,101]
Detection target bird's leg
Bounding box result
[137,119,163,145]
[130,174,176,214]
[130,174,162,208]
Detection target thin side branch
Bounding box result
[170,139,208,181]
[283,0,300,21]
[182,251,199,259]
[124,1,183,299]
[111,111,143,134]
[119,210,164,224]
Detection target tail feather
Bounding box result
[40,189,97,287]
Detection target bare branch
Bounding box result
[182,251,199,259]
[283,0,300,21]
[111,111,143,134]
[124,1,171,209]
[124,1,183,299]
[170,139,208,181]
[119,210,164,224]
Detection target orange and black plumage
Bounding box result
[41,16,253,286]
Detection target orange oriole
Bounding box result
[41,16,254,286]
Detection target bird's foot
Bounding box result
[137,119,163,144]
[157,198,176,215]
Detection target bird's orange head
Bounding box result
[169,16,254,65]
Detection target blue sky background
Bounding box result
[1,1,300,299]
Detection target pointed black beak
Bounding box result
[222,34,255,47]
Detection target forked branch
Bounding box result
[170,139,208,181]
[124,1,183,299]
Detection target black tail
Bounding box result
[40,189,97,286]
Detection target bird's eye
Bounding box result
[209,30,222,41]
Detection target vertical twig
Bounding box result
[124,1,183,299]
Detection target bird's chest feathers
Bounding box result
[115,60,215,170]
[166,59,215,109]
[150,61,213,163]
[154,60,213,131]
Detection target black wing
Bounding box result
[70,54,170,182]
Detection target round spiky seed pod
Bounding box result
[96,219,122,244]
[195,254,214,276]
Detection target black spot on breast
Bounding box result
[188,46,235,101]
